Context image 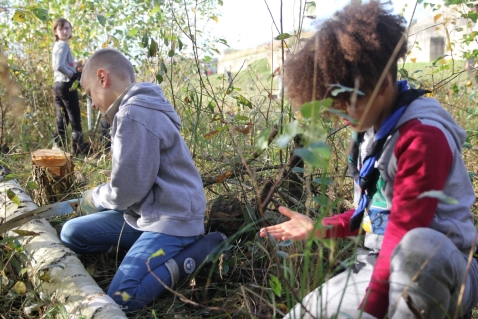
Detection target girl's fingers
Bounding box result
[278,206,299,219]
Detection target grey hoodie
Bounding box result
[91,82,206,236]
[367,96,477,253]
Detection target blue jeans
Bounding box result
[60,210,201,311]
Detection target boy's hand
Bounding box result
[78,190,103,215]
[259,206,322,241]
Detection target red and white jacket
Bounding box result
[323,96,476,318]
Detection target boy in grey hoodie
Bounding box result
[60,48,207,311]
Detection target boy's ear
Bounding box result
[378,74,393,95]
[97,69,109,88]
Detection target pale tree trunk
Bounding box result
[0,166,127,319]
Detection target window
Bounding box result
[430,37,445,61]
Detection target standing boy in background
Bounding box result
[60,48,211,311]
[260,2,478,319]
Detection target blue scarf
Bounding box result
[349,80,430,232]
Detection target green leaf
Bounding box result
[327,83,364,97]
[293,143,330,169]
[417,190,458,204]
[275,251,289,259]
[256,129,271,151]
[178,38,183,51]
[305,1,317,17]
[117,291,131,302]
[207,101,216,113]
[275,33,292,40]
[149,248,165,258]
[266,232,277,247]
[0,237,17,244]
[97,15,106,27]
[4,174,18,182]
[70,79,79,91]
[233,94,252,109]
[234,115,249,122]
[278,240,293,247]
[218,38,229,47]
[300,99,332,119]
[326,107,357,124]
[109,35,120,48]
[31,8,48,22]
[312,195,331,206]
[293,148,318,167]
[168,49,175,57]
[276,120,299,148]
[151,6,161,15]
[155,73,163,84]
[12,10,26,23]
[269,274,282,297]
[128,27,139,36]
[312,177,335,185]
[322,238,333,249]
[160,61,167,74]
[463,142,472,149]
[149,38,158,57]
[244,202,258,225]
[310,141,331,159]
[431,54,446,67]
[6,189,20,206]
[12,229,40,237]
[469,171,476,182]
[141,33,149,48]
[221,263,230,274]
[291,167,308,173]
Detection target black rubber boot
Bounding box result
[72,131,91,156]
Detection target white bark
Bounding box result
[0,170,127,319]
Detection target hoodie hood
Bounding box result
[396,96,466,152]
[121,82,181,130]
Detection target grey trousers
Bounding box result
[284,228,478,319]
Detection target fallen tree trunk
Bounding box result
[0,166,127,318]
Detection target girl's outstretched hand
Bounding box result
[259,206,322,241]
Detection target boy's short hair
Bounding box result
[284,1,407,110]
[53,18,72,42]
[83,48,136,83]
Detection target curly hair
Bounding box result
[284,1,407,110]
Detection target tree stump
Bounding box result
[31,149,75,206]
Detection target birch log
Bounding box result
[0,166,127,319]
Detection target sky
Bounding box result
[211,0,431,52]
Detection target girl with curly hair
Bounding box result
[260,2,478,318]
